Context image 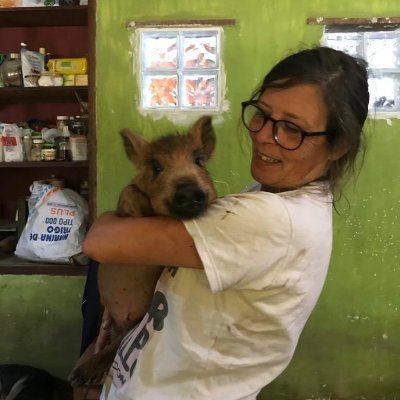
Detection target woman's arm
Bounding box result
[82,212,203,269]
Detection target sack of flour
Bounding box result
[15,184,89,264]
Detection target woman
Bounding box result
[83,46,369,400]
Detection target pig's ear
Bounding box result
[189,115,216,160]
[120,129,149,165]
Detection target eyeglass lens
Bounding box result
[242,103,304,150]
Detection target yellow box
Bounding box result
[48,58,88,75]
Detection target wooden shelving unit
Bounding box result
[0,4,95,276]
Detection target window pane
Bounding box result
[143,75,177,108]
[365,32,400,68]
[142,34,177,69]
[183,74,217,107]
[369,76,399,110]
[183,33,217,68]
[324,32,362,56]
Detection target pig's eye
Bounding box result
[193,154,205,168]
[151,159,163,177]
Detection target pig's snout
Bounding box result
[169,181,209,219]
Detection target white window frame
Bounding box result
[136,27,223,112]
[322,26,400,118]
[306,16,400,119]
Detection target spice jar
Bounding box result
[41,142,56,161]
[31,138,44,161]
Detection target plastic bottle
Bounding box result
[22,135,33,161]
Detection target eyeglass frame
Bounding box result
[241,100,329,151]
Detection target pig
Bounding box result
[69,116,217,387]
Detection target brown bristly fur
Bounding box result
[69,116,217,388]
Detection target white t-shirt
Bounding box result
[101,182,333,400]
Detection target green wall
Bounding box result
[0,275,85,379]
[95,1,400,398]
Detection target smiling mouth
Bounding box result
[257,151,280,163]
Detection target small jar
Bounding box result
[41,143,56,161]
[31,138,44,161]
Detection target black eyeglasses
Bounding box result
[241,100,328,151]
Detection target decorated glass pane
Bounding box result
[183,33,217,68]
[369,76,400,110]
[142,34,177,69]
[183,74,217,107]
[324,32,362,56]
[365,32,400,69]
[143,75,177,108]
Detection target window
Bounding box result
[138,28,222,110]
[323,27,400,114]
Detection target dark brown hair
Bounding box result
[250,46,370,197]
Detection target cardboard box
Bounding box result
[75,74,88,86]
[0,0,20,7]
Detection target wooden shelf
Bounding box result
[0,6,88,27]
[0,219,18,230]
[0,160,88,168]
[0,253,87,276]
[0,86,88,105]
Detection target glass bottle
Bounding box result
[0,53,23,87]
[56,135,71,161]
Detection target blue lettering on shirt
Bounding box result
[111,290,169,387]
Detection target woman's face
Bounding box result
[249,83,332,191]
